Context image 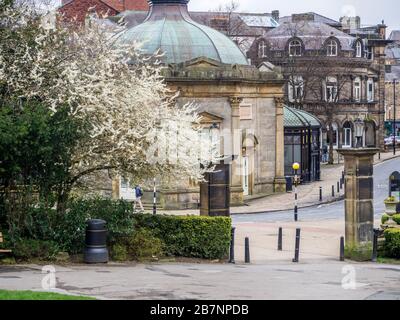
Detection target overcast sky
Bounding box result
[188,0,400,33]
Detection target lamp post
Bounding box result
[353,118,364,148]
[292,162,300,221]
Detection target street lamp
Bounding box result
[354,118,364,148]
[292,162,300,221]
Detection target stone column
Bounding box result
[229,97,244,205]
[338,148,379,261]
[274,97,286,192]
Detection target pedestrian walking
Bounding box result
[322,144,328,163]
[133,184,144,212]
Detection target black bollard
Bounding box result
[332,185,335,197]
[337,181,340,193]
[340,236,345,261]
[292,228,301,263]
[340,178,343,189]
[229,227,236,264]
[319,187,322,202]
[278,227,283,251]
[245,237,250,264]
[372,229,378,262]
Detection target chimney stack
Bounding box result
[271,10,279,22]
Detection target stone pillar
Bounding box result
[338,148,379,261]
[229,97,244,205]
[274,97,286,192]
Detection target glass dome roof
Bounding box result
[284,106,321,128]
[116,0,249,65]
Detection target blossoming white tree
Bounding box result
[0,2,219,210]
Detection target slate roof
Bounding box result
[112,10,277,37]
[263,21,356,51]
[279,12,341,27]
[389,30,400,42]
[386,66,400,82]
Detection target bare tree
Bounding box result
[279,23,356,164]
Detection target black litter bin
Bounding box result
[285,176,293,192]
[84,219,109,264]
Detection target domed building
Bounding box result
[112,0,287,209]
[248,13,389,163]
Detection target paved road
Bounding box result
[233,157,399,224]
[1,262,400,300]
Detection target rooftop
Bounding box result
[284,106,321,128]
[115,0,249,65]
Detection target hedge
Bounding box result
[2,197,232,261]
[381,214,400,225]
[132,214,232,260]
[384,228,400,258]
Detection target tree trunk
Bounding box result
[328,125,334,165]
[56,184,71,215]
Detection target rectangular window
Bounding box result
[288,76,304,102]
[367,80,374,101]
[326,85,337,102]
[354,80,361,101]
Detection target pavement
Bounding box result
[0,155,399,300]
[1,261,400,300]
[160,151,400,216]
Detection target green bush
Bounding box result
[48,197,135,254]
[384,228,400,258]
[67,197,135,243]
[110,244,129,262]
[126,228,164,260]
[13,239,59,261]
[381,214,400,225]
[133,214,232,260]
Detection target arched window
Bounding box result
[356,41,362,57]
[343,122,352,148]
[326,39,338,56]
[289,40,302,57]
[258,40,267,58]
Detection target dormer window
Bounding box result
[326,39,338,56]
[289,40,302,57]
[356,41,362,58]
[258,40,267,58]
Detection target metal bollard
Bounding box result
[340,178,343,189]
[292,228,301,263]
[245,237,250,264]
[278,227,283,251]
[337,181,340,193]
[372,229,378,262]
[332,185,335,197]
[319,187,322,202]
[229,227,236,264]
[340,236,345,261]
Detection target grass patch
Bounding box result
[0,290,95,300]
